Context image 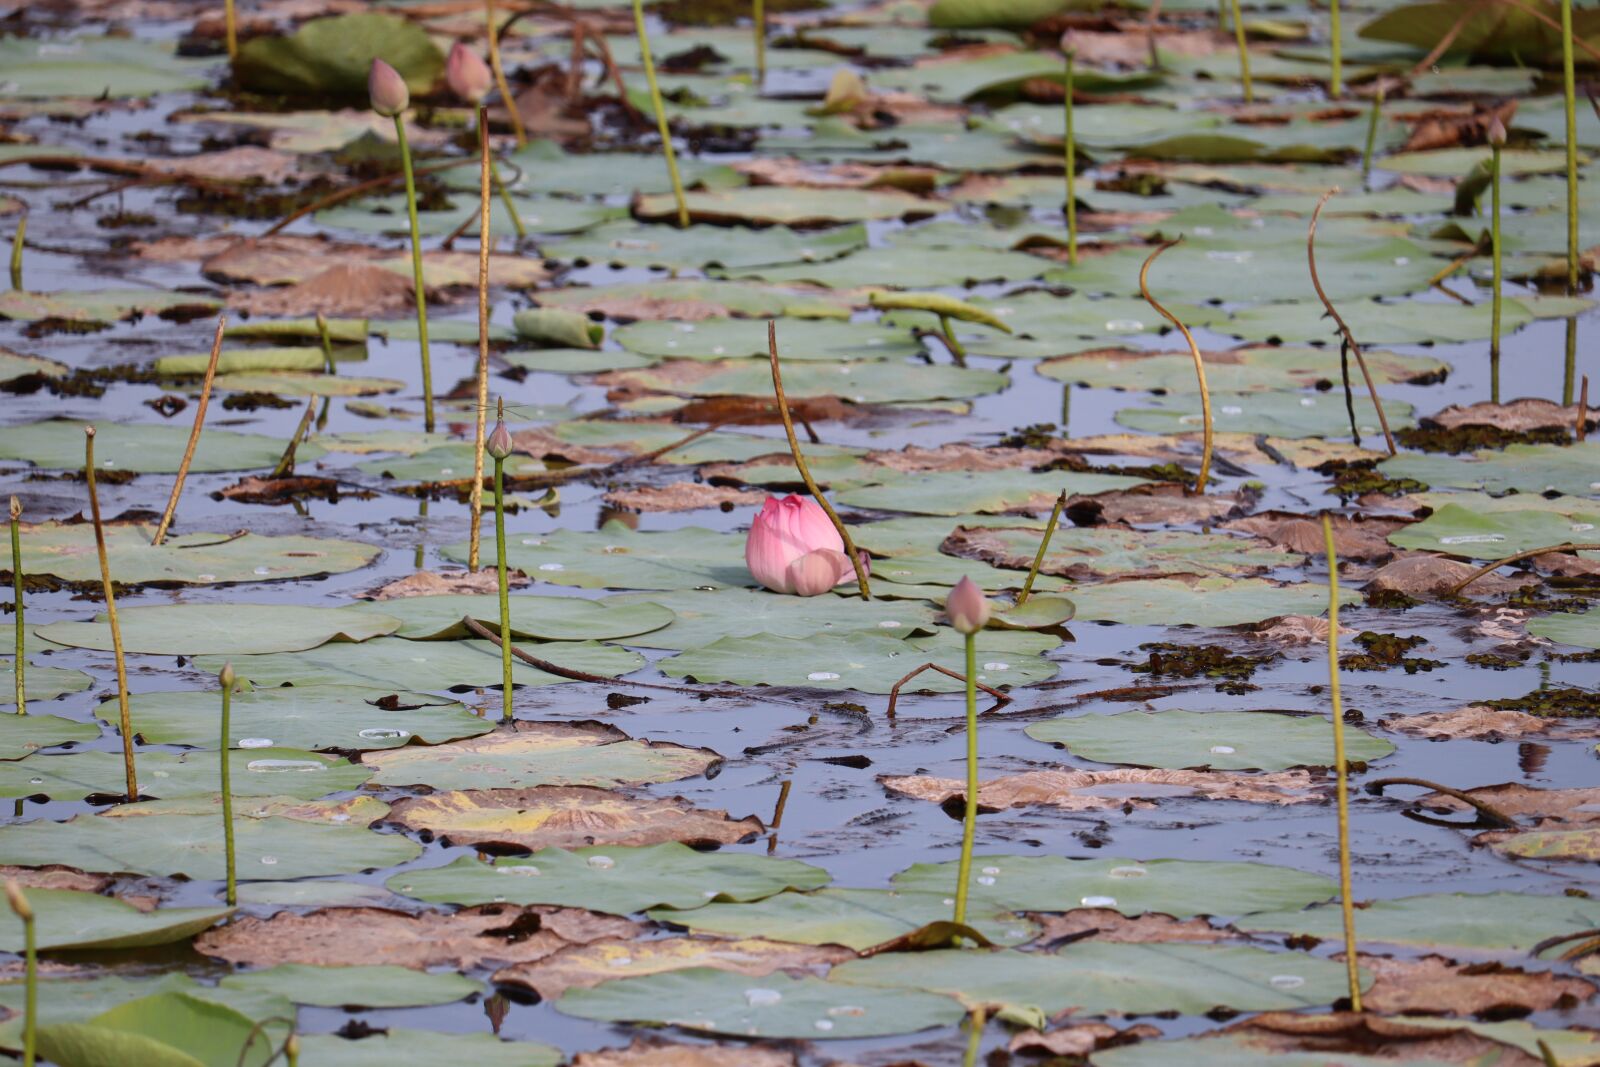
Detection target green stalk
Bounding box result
[753,0,766,87]
[1361,85,1384,185]
[5,882,33,1067]
[1063,52,1078,266]
[477,108,525,240]
[1561,0,1579,293]
[219,664,236,907]
[1228,0,1253,104]
[1322,513,1362,1012]
[1328,0,1342,99]
[223,0,237,59]
[1564,315,1577,407]
[495,453,513,723]
[392,114,436,433]
[9,215,23,290]
[952,630,978,926]
[962,1007,985,1067]
[1017,491,1066,607]
[633,0,689,228]
[8,497,22,716]
[938,314,967,366]
[1490,141,1503,405]
[314,312,336,375]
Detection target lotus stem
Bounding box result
[1228,0,1253,104]
[415,499,427,572]
[952,630,979,926]
[962,1006,985,1067]
[1138,238,1211,493]
[1328,0,1342,98]
[753,0,766,87]
[1564,316,1577,406]
[223,0,238,59]
[153,314,225,547]
[1309,190,1396,455]
[8,215,22,290]
[85,428,136,802]
[470,108,494,574]
[767,322,870,598]
[392,114,435,433]
[8,497,22,717]
[1361,84,1384,185]
[314,312,336,374]
[938,314,967,366]
[1322,513,1362,1012]
[633,0,689,228]
[766,777,790,854]
[486,0,525,147]
[1490,141,1503,404]
[1580,376,1589,441]
[219,663,236,906]
[494,402,514,723]
[1446,541,1600,595]
[477,105,524,240]
[1064,51,1078,266]
[1018,490,1067,607]
[4,881,34,1067]
[270,398,316,478]
[1562,0,1579,293]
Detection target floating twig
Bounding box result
[218,663,237,906]
[8,496,22,716]
[85,427,136,801]
[1309,190,1396,455]
[1446,541,1600,596]
[1138,238,1212,493]
[633,0,689,227]
[153,314,225,547]
[1017,491,1067,607]
[766,777,790,854]
[885,662,1011,719]
[1364,776,1517,830]
[768,322,870,598]
[314,313,336,375]
[470,109,494,573]
[1322,514,1362,1012]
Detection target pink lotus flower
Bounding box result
[945,576,991,634]
[446,42,493,105]
[746,494,855,596]
[368,58,410,118]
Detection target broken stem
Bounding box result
[8,214,22,290]
[633,0,689,228]
[1017,491,1067,607]
[1446,542,1600,595]
[476,105,525,240]
[938,314,967,366]
[1228,0,1253,103]
[1490,139,1503,404]
[1360,84,1384,184]
[1364,776,1517,830]
[219,663,236,906]
[393,113,436,434]
[1328,0,1342,98]
[486,0,527,146]
[768,322,869,598]
[85,428,137,802]
[1138,238,1212,493]
[885,662,1011,719]
[8,496,21,716]
[1309,190,1396,455]
[952,629,979,927]
[1063,50,1078,265]
[314,313,336,374]
[753,0,766,87]
[153,314,226,547]
[1580,376,1589,441]
[470,108,494,573]
[1322,513,1361,1013]
[270,398,316,479]
[1561,0,1579,292]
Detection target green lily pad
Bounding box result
[0,711,98,754]
[0,348,65,384]
[101,684,489,751]
[1225,295,1590,345]
[0,812,420,880]
[356,444,545,483]
[1239,892,1600,951]
[604,358,1007,404]
[1116,391,1416,438]
[219,964,479,1008]
[38,991,280,1067]
[13,522,379,585]
[316,193,620,239]
[647,888,1034,951]
[835,469,1148,516]
[1026,710,1395,770]
[606,588,936,650]
[447,525,749,591]
[0,289,221,325]
[1380,442,1600,497]
[547,423,860,465]
[1529,612,1600,649]
[232,12,442,100]
[1040,345,1447,393]
[1388,503,1600,561]
[634,187,938,227]
[0,663,94,707]
[557,966,965,1039]
[297,1031,561,1067]
[548,221,869,273]
[893,854,1335,917]
[0,975,288,1054]
[512,307,604,350]
[152,346,364,376]
[0,36,215,98]
[950,524,1294,579]
[0,748,370,801]
[37,604,399,656]
[350,593,674,641]
[198,638,642,691]
[0,889,229,952]
[390,843,829,914]
[207,372,401,397]
[0,419,317,473]
[1384,147,1583,177]
[1067,577,1358,627]
[724,245,1053,290]
[534,278,851,320]
[614,317,917,362]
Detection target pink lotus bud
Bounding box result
[1487,116,1508,147]
[745,494,848,595]
[368,59,410,118]
[447,42,493,104]
[945,576,991,634]
[787,548,853,597]
[485,420,513,461]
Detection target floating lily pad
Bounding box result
[1239,892,1600,951]
[0,419,316,473]
[724,245,1053,290]
[947,524,1292,579]
[834,469,1148,516]
[604,359,1007,405]
[548,221,869,273]
[1225,295,1590,345]
[1529,612,1600,650]
[0,348,65,384]
[0,36,216,99]
[14,522,378,585]
[198,638,642,691]
[556,967,965,1039]
[1388,504,1600,561]
[1067,577,1358,627]
[0,975,289,1054]
[1380,442,1600,497]
[296,1030,561,1067]
[634,187,938,227]
[0,812,421,879]
[37,604,399,656]
[0,290,221,325]
[390,843,829,914]
[0,711,97,754]
[316,193,620,239]
[0,664,93,707]
[614,317,916,362]
[1116,391,1416,438]
[606,588,936,650]
[232,12,442,100]
[207,371,402,397]
[0,748,370,800]
[351,593,674,642]
[1039,345,1447,393]
[1026,710,1394,771]
[100,684,489,752]
[219,964,479,1009]
[0,889,229,952]
[356,444,545,483]
[448,525,749,591]
[37,991,281,1067]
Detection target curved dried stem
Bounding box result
[153,314,225,546]
[469,107,493,573]
[1309,190,1396,455]
[1532,927,1600,959]
[1138,238,1211,494]
[1322,514,1362,1013]
[486,0,527,146]
[767,321,870,598]
[1446,541,1600,595]
[1364,776,1518,829]
[85,428,136,802]
[885,661,1011,720]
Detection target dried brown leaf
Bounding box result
[603,483,767,513]
[1360,954,1595,1015]
[572,1039,797,1067]
[0,864,112,894]
[1064,483,1259,526]
[1029,908,1238,945]
[736,159,942,192]
[878,768,1320,811]
[1407,782,1600,826]
[495,935,850,999]
[366,568,530,600]
[1225,511,1406,561]
[1364,555,1525,598]
[144,146,298,184]
[1426,397,1596,433]
[1009,1021,1162,1057]
[1383,705,1580,740]
[229,263,415,317]
[1208,1011,1546,1065]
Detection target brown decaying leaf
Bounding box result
[384,785,764,851]
[572,1039,797,1067]
[1059,27,1223,67]
[1357,954,1595,1016]
[1225,511,1407,561]
[863,443,1058,473]
[229,264,416,317]
[941,523,1286,580]
[143,146,299,184]
[511,428,628,466]
[1065,484,1259,526]
[1009,1021,1163,1057]
[603,483,767,513]
[736,159,942,193]
[671,394,862,427]
[1206,1011,1547,1065]
[194,904,639,970]
[365,567,530,600]
[1403,101,1517,153]
[0,864,111,894]
[1407,782,1600,826]
[1363,555,1525,598]
[494,935,851,999]
[878,767,1320,812]
[1425,397,1599,433]
[1248,614,1355,645]
[1029,908,1237,945]
[217,475,344,504]
[1382,705,1589,741]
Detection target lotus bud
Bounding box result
[219,662,235,690]
[486,419,514,461]
[1487,116,1508,148]
[447,42,493,104]
[745,494,850,596]
[368,59,410,118]
[945,576,991,635]
[4,880,30,921]
[7,496,18,521]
